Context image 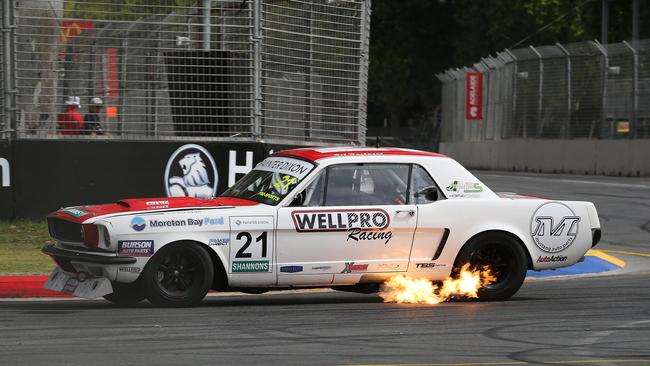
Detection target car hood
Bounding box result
[49,197,259,223]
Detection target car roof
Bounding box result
[274,146,448,162]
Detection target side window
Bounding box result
[293,170,326,207]
[325,164,409,206]
[409,164,438,204]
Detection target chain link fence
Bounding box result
[437,39,650,142]
[1,0,369,144]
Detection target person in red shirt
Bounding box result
[56,96,84,135]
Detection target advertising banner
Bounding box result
[465,72,483,120]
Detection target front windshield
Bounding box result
[221,156,315,205]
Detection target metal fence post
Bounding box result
[2,0,16,141]
[252,0,262,140]
[556,43,572,139]
[592,40,608,139]
[504,49,517,139]
[622,40,638,139]
[356,0,371,145]
[529,45,543,138]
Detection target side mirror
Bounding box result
[290,191,305,207]
[416,186,438,202]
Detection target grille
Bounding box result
[48,218,84,243]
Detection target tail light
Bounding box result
[82,224,99,248]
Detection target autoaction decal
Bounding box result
[232,260,270,273]
[280,265,303,273]
[292,209,393,244]
[530,202,580,253]
[118,240,154,256]
[536,255,568,263]
[254,157,314,180]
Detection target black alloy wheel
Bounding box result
[454,232,528,301]
[144,243,213,307]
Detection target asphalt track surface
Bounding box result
[1,172,649,366]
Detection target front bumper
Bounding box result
[42,244,136,266]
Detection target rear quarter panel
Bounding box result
[414,198,597,278]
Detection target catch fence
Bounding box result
[436,39,650,142]
[0,0,370,144]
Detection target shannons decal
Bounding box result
[291,209,393,244]
[530,202,580,253]
[232,260,270,273]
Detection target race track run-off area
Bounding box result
[1,172,650,366]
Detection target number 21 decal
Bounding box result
[235,231,268,258]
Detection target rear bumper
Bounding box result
[42,244,136,265]
[592,228,602,247]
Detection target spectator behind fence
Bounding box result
[56,96,84,135]
[83,97,106,136]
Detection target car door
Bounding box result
[276,163,417,285]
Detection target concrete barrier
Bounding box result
[440,139,650,176]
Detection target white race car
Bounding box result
[42,147,601,306]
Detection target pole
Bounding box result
[592,40,608,139]
[530,45,543,138]
[201,0,211,51]
[632,0,639,41]
[2,0,16,141]
[252,0,262,140]
[601,0,609,44]
[623,40,637,139]
[556,43,572,139]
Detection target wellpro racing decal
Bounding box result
[292,209,393,244]
[530,202,580,253]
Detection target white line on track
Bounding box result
[479,174,650,190]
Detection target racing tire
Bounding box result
[453,232,527,301]
[103,280,146,306]
[144,242,214,307]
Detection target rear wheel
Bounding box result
[454,233,527,301]
[103,280,146,306]
[144,242,213,307]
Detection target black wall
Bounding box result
[0,140,295,219]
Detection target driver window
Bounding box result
[409,164,438,204]
[293,170,325,206]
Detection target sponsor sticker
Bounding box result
[292,209,393,244]
[536,255,568,263]
[118,240,154,256]
[341,262,369,274]
[232,260,270,273]
[280,265,303,273]
[415,262,445,269]
[311,266,332,271]
[145,200,169,209]
[146,216,224,229]
[255,157,314,180]
[445,180,483,197]
[208,238,230,246]
[377,263,400,270]
[130,216,146,232]
[530,202,580,253]
[63,208,91,218]
[118,266,142,273]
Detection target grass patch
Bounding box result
[0,220,56,275]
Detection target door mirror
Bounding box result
[289,191,305,207]
[416,186,438,202]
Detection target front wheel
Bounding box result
[143,242,214,307]
[453,233,528,301]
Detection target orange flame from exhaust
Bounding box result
[379,264,496,304]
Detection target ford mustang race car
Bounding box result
[42,147,601,307]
